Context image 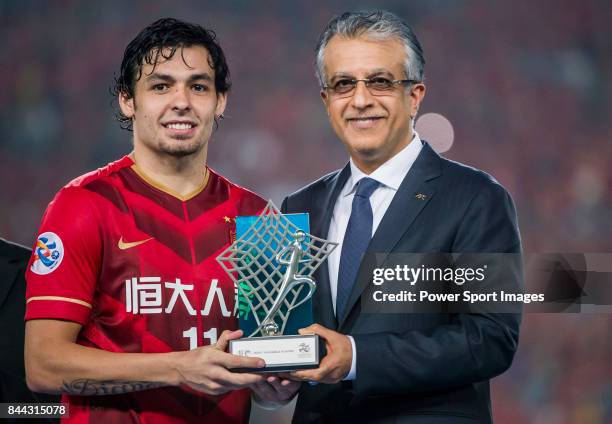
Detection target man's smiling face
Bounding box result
[119,45,227,159]
[321,35,425,173]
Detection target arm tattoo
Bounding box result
[61,379,166,396]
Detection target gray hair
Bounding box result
[315,10,425,88]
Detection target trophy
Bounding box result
[216,201,337,372]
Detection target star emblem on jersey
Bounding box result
[118,236,153,250]
[223,216,232,223]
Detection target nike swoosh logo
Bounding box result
[118,237,153,250]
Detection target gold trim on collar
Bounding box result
[130,164,210,202]
[27,296,92,309]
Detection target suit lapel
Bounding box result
[338,143,442,328]
[311,164,351,331]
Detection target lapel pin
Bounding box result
[415,193,428,200]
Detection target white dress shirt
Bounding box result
[327,132,423,380]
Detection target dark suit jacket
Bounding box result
[0,238,59,422]
[281,142,522,424]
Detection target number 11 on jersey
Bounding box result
[183,327,218,350]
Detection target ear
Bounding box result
[320,90,331,117]
[409,83,426,117]
[215,91,228,117]
[118,91,135,119]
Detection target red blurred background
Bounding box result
[1,1,610,422]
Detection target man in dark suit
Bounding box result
[0,238,59,422]
[281,10,522,423]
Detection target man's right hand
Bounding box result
[25,320,264,396]
[175,329,266,395]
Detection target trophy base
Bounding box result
[229,334,319,373]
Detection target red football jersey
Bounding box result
[25,156,266,423]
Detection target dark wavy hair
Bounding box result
[111,18,231,130]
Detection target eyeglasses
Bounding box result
[323,77,420,97]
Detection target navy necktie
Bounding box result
[336,177,379,318]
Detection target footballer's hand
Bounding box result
[175,329,266,395]
[250,375,301,409]
[290,324,352,384]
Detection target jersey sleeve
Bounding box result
[25,187,102,325]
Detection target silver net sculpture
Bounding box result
[216,200,337,337]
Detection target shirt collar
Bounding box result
[343,131,423,197]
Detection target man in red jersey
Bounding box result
[24,18,299,423]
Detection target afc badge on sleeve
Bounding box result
[31,231,64,275]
